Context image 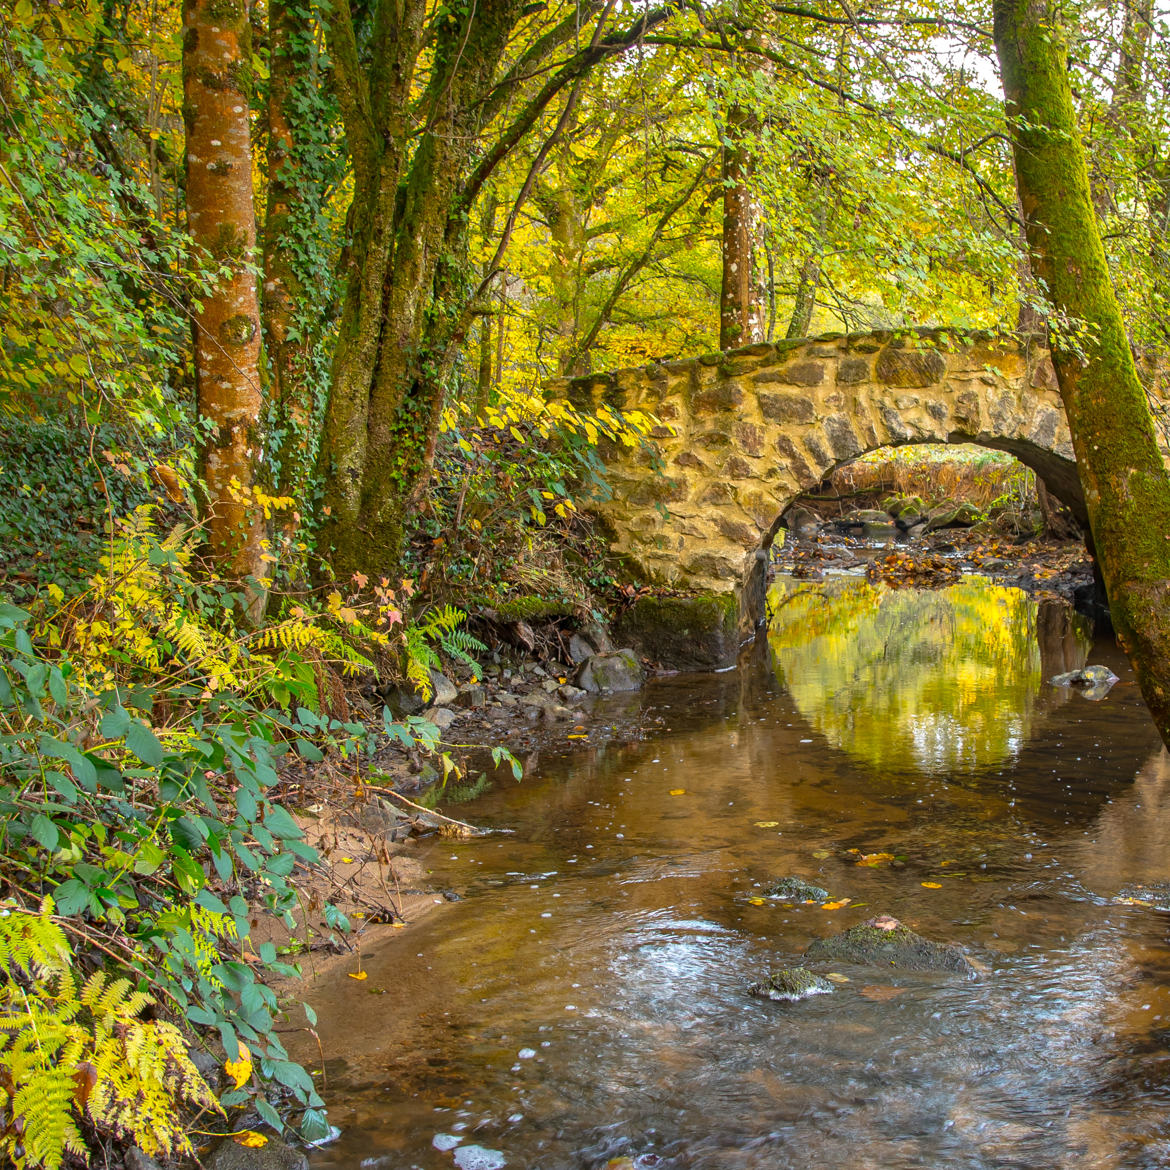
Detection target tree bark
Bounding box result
[182,0,267,617]
[994,0,1170,747]
[263,0,320,542]
[785,252,821,339]
[316,0,669,578]
[719,103,763,350]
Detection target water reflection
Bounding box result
[767,578,1091,776]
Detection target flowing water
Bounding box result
[304,578,1170,1169]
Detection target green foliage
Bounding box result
[0,899,224,1169]
[0,597,340,1143]
[402,605,486,700]
[0,421,180,601]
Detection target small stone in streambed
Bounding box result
[748,967,835,1002]
[804,915,977,978]
[765,876,830,902]
[1050,665,1119,700]
[1114,883,1170,910]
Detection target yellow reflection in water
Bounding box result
[768,577,1047,775]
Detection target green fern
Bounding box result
[0,900,222,1169]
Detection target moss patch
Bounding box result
[748,967,835,1002]
[613,592,739,672]
[804,916,976,977]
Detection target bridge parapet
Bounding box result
[546,327,1083,593]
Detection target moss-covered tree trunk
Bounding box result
[182,0,267,617]
[719,103,763,350]
[994,0,1170,747]
[262,0,322,549]
[316,0,667,580]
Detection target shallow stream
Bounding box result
[305,578,1170,1169]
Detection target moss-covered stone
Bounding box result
[576,648,643,693]
[748,967,835,1002]
[804,916,976,977]
[766,877,830,902]
[492,595,577,623]
[613,592,740,671]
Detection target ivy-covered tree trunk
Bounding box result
[182,0,267,615]
[994,0,1170,747]
[317,0,666,579]
[719,103,763,350]
[262,0,316,543]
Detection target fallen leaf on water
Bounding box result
[825,972,850,983]
[347,971,368,981]
[820,899,851,910]
[224,1043,252,1089]
[747,897,766,906]
[921,882,943,889]
[857,852,895,866]
[233,1132,268,1149]
[860,985,907,1002]
[392,922,406,929]
[669,788,686,796]
[567,734,588,740]
[754,821,780,828]
[812,850,831,859]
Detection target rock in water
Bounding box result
[748,967,835,1002]
[804,915,977,977]
[207,1137,308,1170]
[1050,665,1119,700]
[576,649,643,693]
[765,876,830,902]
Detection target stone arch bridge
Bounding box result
[546,327,1166,597]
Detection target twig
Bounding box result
[364,784,484,834]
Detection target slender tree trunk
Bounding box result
[994,0,1170,747]
[182,0,267,617]
[785,252,821,339]
[263,0,317,547]
[719,103,763,350]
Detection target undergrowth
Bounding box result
[0,509,490,1166]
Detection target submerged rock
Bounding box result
[804,915,977,977]
[765,876,831,902]
[1114,883,1170,910]
[1050,664,1119,700]
[577,649,643,693]
[748,967,835,1002]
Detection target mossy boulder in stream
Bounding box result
[766,876,830,902]
[748,967,835,1002]
[576,648,644,693]
[804,915,977,977]
[613,592,739,671]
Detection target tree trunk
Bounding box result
[263,0,323,549]
[785,252,821,340]
[182,0,267,617]
[719,103,763,350]
[994,0,1170,747]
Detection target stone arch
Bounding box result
[545,328,1132,597]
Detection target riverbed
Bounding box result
[302,578,1170,1169]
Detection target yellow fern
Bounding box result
[0,901,223,1169]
